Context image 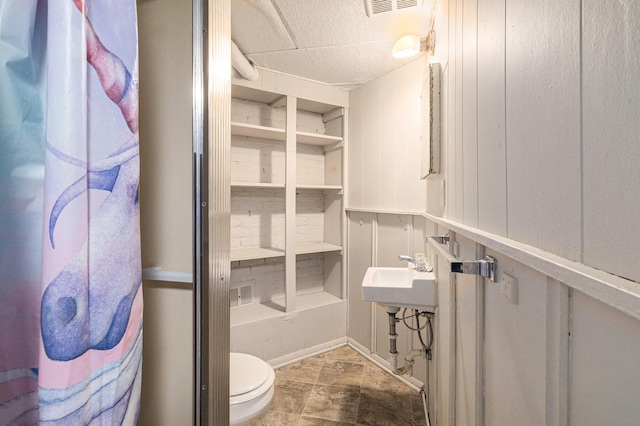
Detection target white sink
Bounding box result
[362,267,436,312]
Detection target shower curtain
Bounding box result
[1,0,143,424]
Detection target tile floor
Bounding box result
[249,346,427,425]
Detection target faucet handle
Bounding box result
[415,253,426,270]
[399,254,432,272]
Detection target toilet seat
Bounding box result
[230,353,275,405]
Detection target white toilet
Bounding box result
[229,352,275,425]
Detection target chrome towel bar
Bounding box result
[427,236,497,282]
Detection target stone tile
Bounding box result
[260,346,427,426]
[302,384,361,423]
[361,363,412,396]
[324,346,367,364]
[248,410,300,425]
[356,388,413,425]
[298,415,357,425]
[276,354,325,384]
[269,379,314,414]
[316,362,364,388]
[410,395,427,425]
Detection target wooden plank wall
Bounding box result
[349,58,427,213]
[430,0,640,283]
[425,1,640,425]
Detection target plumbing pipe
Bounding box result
[421,385,431,426]
[387,311,425,375]
[387,312,400,373]
[231,40,259,81]
[387,312,433,426]
[392,350,424,375]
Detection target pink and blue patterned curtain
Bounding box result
[1,0,143,423]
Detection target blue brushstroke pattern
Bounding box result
[48,166,120,248]
[37,324,143,425]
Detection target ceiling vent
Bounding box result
[365,0,423,17]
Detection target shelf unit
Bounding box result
[231,182,286,189]
[230,247,285,262]
[231,121,285,141]
[296,131,342,146]
[230,76,347,327]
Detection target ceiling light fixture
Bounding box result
[392,29,436,59]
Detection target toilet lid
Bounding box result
[230,353,270,397]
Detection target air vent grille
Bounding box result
[371,0,392,14]
[230,285,252,307]
[397,0,419,9]
[365,0,422,16]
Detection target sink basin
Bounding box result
[362,267,436,312]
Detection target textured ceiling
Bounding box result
[231,0,436,88]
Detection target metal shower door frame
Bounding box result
[193,0,231,424]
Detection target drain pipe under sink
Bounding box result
[386,307,433,425]
[387,310,423,375]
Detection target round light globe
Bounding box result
[392,35,420,58]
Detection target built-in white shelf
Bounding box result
[230,243,341,261]
[231,122,342,147]
[296,131,342,146]
[296,184,342,191]
[231,121,342,146]
[296,242,342,255]
[231,247,286,262]
[231,83,346,317]
[231,121,285,141]
[231,183,340,191]
[230,290,343,327]
[231,182,286,189]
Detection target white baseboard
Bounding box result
[267,337,348,368]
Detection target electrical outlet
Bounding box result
[501,272,518,304]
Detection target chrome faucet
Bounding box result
[399,255,415,265]
[399,255,432,272]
